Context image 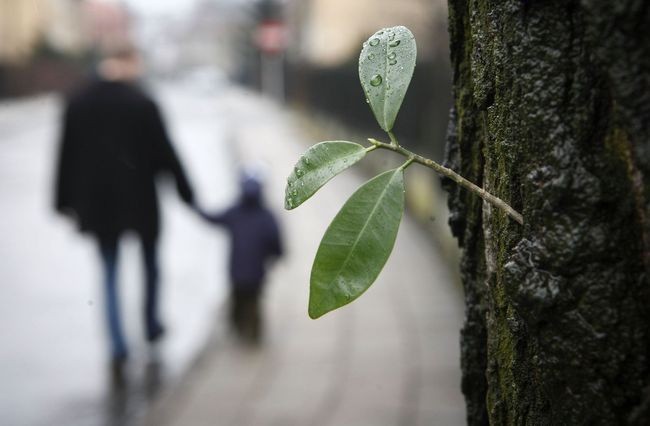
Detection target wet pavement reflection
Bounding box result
[103,352,164,426]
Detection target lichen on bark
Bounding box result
[444,0,650,424]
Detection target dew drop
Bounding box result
[369,38,380,46]
[367,53,375,60]
[295,168,304,177]
[389,59,397,66]
[365,98,370,104]
[292,189,298,196]
[369,74,383,86]
[388,32,395,41]
[389,40,401,47]
[388,52,396,60]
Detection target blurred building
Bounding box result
[82,0,132,51]
[0,0,46,64]
[45,0,86,55]
[0,0,89,63]
[289,0,447,66]
[280,0,454,244]
[0,0,127,97]
[280,0,451,159]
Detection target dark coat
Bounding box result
[203,180,283,289]
[55,79,194,241]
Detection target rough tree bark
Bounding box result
[443,1,650,424]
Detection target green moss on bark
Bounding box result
[445,0,650,424]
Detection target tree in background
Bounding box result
[444,1,650,424]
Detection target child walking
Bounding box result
[200,173,283,342]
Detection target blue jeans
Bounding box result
[99,237,162,358]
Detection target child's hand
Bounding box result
[195,206,224,225]
[192,202,227,225]
[189,203,206,218]
[195,206,210,220]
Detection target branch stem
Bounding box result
[399,157,415,170]
[368,138,523,224]
[388,131,399,146]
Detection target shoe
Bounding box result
[110,353,128,388]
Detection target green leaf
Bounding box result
[285,141,367,210]
[358,26,416,132]
[309,168,405,319]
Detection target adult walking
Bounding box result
[54,45,195,373]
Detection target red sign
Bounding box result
[254,20,287,55]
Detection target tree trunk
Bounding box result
[443,1,650,424]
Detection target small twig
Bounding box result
[368,138,523,225]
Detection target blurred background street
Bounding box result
[0,0,464,425]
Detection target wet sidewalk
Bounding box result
[144,88,466,425]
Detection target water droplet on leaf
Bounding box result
[369,38,380,46]
[367,53,375,60]
[388,52,396,60]
[389,59,397,65]
[370,74,383,86]
[389,40,401,47]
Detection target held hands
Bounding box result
[191,203,221,225]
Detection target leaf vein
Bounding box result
[325,169,401,292]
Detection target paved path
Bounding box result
[145,88,466,425]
